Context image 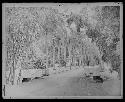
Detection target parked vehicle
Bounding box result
[93,76,103,83]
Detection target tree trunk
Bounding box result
[9,41,15,85]
[53,46,55,70]
[10,58,15,85]
[45,35,49,76]
[100,60,104,71]
[64,46,66,67]
[69,46,72,70]
[59,47,61,67]
[14,59,22,85]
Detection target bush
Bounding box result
[34,59,46,69]
[60,60,66,67]
[110,54,121,72]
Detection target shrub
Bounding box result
[110,54,121,72]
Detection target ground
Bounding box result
[4,66,121,99]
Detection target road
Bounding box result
[5,66,121,98]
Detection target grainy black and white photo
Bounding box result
[2,3,123,99]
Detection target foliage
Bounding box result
[5,6,121,78]
[80,6,121,73]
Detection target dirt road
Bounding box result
[5,67,121,98]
